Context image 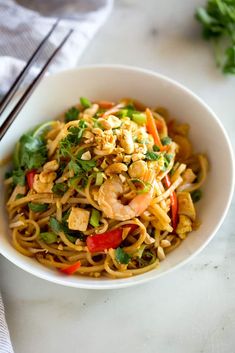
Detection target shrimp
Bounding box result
[97,174,154,221]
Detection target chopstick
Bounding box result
[0,28,74,141]
[0,19,60,116]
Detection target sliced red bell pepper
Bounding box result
[164,175,178,230]
[26,170,37,189]
[86,224,138,253]
[60,261,81,275]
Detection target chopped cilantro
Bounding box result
[195,0,235,74]
[153,144,160,152]
[115,247,131,264]
[161,136,172,145]
[40,232,57,244]
[28,203,48,212]
[50,215,84,241]
[49,217,62,234]
[59,121,87,157]
[15,193,25,200]
[52,183,68,196]
[16,133,47,170]
[65,107,79,123]
[145,151,160,161]
[12,169,25,186]
[191,189,202,203]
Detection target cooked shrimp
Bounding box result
[97,175,154,221]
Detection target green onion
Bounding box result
[40,232,57,244]
[28,203,48,212]
[89,209,101,228]
[95,172,103,186]
[191,189,202,203]
[132,113,146,125]
[161,136,172,145]
[80,97,92,108]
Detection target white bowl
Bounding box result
[0,65,234,289]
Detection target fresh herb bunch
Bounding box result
[196,0,235,74]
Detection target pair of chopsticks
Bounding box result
[0,20,74,141]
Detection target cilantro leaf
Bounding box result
[77,159,96,172]
[17,133,47,170]
[49,217,62,234]
[65,107,79,123]
[52,183,68,196]
[12,169,25,186]
[153,144,160,152]
[191,189,203,203]
[68,160,82,175]
[40,232,57,244]
[115,247,131,264]
[16,193,25,200]
[161,136,172,145]
[196,0,235,74]
[50,215,84,241]
[28,203,48,212]
[59,121,87,157]
[145,151,160,161]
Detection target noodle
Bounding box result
[5,98,208,278]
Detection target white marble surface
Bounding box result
[1,1,235,352]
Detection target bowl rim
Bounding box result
[1,64,234,290]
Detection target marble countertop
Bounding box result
[1,1,235,352]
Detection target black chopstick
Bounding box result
[0,29,74,141]
[0,19,60,116]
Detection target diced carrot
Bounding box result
[145,108,163,149]
[95,100,115,109]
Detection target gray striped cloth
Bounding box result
[0,0,112,352]
[0,0,113,95]
[0,295,13,353]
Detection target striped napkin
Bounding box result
[0,0,112,352]
[0,296,13,353]
[0,0,113,95]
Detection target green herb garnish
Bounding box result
[115,247,131,264]
[14,133,47,170]
[161,136,172,145]
[28,203,48,212]
[15,193,25,200]
[49,217,62,234]
[145,151,160,161]
[50,215,84,240]
[40,232,57,244]
[59,121,87,157]
[153,144,160,152]
[12,169,25,186]
[191,189,203,203]
[196,0,235,74]
[65,107,79,123]
[52,183,68,196]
